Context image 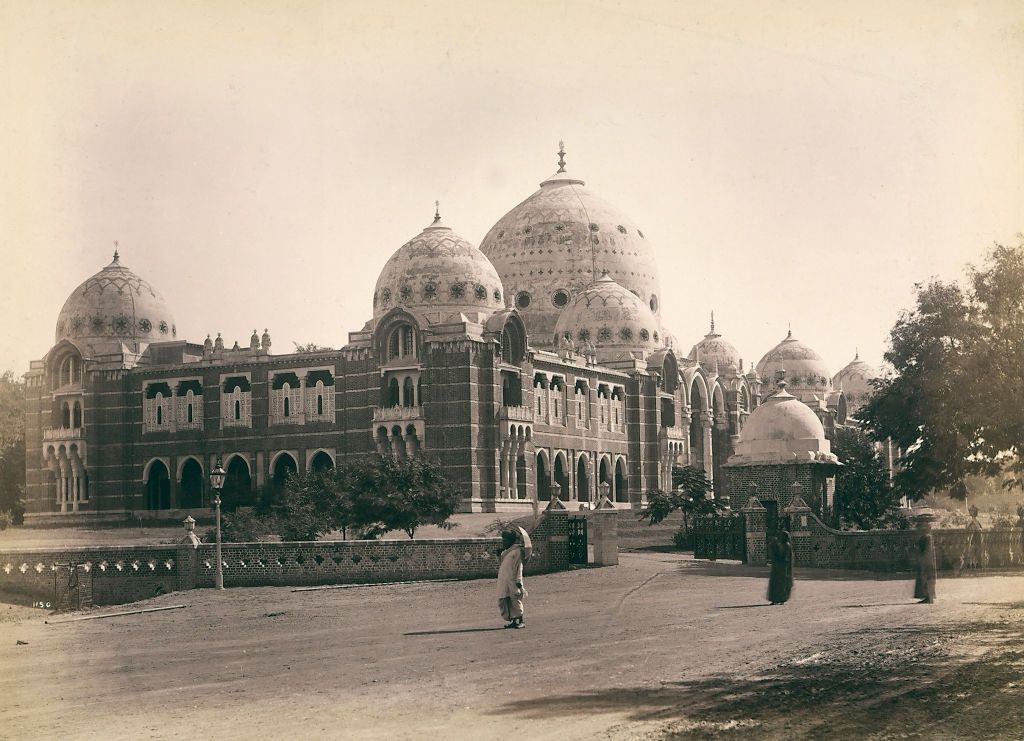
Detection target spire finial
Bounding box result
[433,200,441,224]
[786,322,792,339]
[710,310,715,334]
[112,240,120,263]
[855,346,859,361]
[557,140,566,173]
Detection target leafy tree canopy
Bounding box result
[292,342,334,353]
[831,427,904,530]
[859,240,1024,500]
[640,466,721,527]
[0,371,26,522]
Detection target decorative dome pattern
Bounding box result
[480,155,662,346]
[56,252,176,345]
[730,385,837,465]
[689,314,740,371]
[374,217,504,322]
[755,331,833,398]
[553,274,661,359]
[832,352,878,413]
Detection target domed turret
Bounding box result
[374,208,504,323]
[55,251,177,349]
[553,273,661,361]
[730,383,837,465]
[480,143,662,346]
[755,330,832,400]
[832,351,879,415]
[689,312,740,371]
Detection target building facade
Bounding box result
[24,149,855,525]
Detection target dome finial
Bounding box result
[710,310,715,334]
[855,346,859,361]
[786,322,792,339]
[557,140,566,173]
[433,200,441,224]
[112,241,120,264]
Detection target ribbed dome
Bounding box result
[832,352,879,414]
[55,252,177,347]
[480,149,662,347]
[553,274,661,359]
[755,331,832,398]
[374,216,504,322]
[689,314,740,371]
[730,384,837,465]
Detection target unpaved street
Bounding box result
[1,552,1022,740]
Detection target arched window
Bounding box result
[284,396,290,417]
[387,378,400,407]
[234,400,241,420]
[402,326,414,355]
[387,324,417,360]
[62,402,71,428]
[187,401,194,424]
[72,401,82,429]
[317,392,323,415]
[156,404,163,425]
[403,377,415,407]
[389,330,401,359]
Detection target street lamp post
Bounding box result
[209,459,226,590]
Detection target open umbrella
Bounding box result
[516,526,533,562]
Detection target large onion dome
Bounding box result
[729,382,837,465]
[374,212,504,323]
[55,251,177,348]
[832,351,879,415]
[689,313,740,371]
[755,330,833,400]
[553,273,662,361]
[479,144,662,347]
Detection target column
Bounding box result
[508,442,519,499]
[701,411,714,481]
[499,439,509,498]
[71,471,80,512]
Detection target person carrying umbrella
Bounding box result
[497,527,532,628]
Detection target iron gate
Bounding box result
[568,516,588,564]
[693,513,746,562]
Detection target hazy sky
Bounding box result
[2,0,1021,378]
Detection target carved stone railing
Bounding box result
[43,427,85,441]
[373,405,424,422]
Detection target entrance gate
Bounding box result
[568,516,588,564]
[693,513,746,562]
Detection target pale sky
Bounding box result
[2,0,1022,378]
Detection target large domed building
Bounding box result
[23,144,859,527]
[480,145,662,346]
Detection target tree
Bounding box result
[0,371,26,524]
[342,455,461,539]
[292,342,334,353]
[859,240,1024,501]
[273,469,352,541]
[640,465,721,531]
[831,427,904,530]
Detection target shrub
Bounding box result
[672,529,690,550]
[0,510,13,531]
[203,509,273,543]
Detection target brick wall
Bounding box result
[756,500,1024,572]
[0,512,571,606]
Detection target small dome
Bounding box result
[373,214,504,322]
[689,314,739,371]
[553,273,661,360]
[730,384,837,465]
[832,352,879,414]
[480,146,662,346]
[755,330,832,399]
[55,251,177,347]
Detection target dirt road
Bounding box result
[1,552,1022,740]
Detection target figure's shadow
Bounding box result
[715,603,771,609]
[404,627,508,636]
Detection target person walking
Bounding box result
[767,530,793,605]
[497,528,531,628]
[914,532,937,604]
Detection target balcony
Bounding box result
[43,426,85,441]
[498,405,533,422]
[373,405,424,423]
[661,425,687,441]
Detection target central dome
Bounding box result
[554,274,661,361]
[755,331,833,400]
[56,252,177,349]
[480,148,662,347]
[374,215,504,322]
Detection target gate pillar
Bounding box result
[742,496,768,566]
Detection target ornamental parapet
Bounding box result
[373,405,424,423]
[498,405,533,422]
[43,426,85,441]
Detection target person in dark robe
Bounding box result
[914,533,937,603]
[767,530,793,605]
